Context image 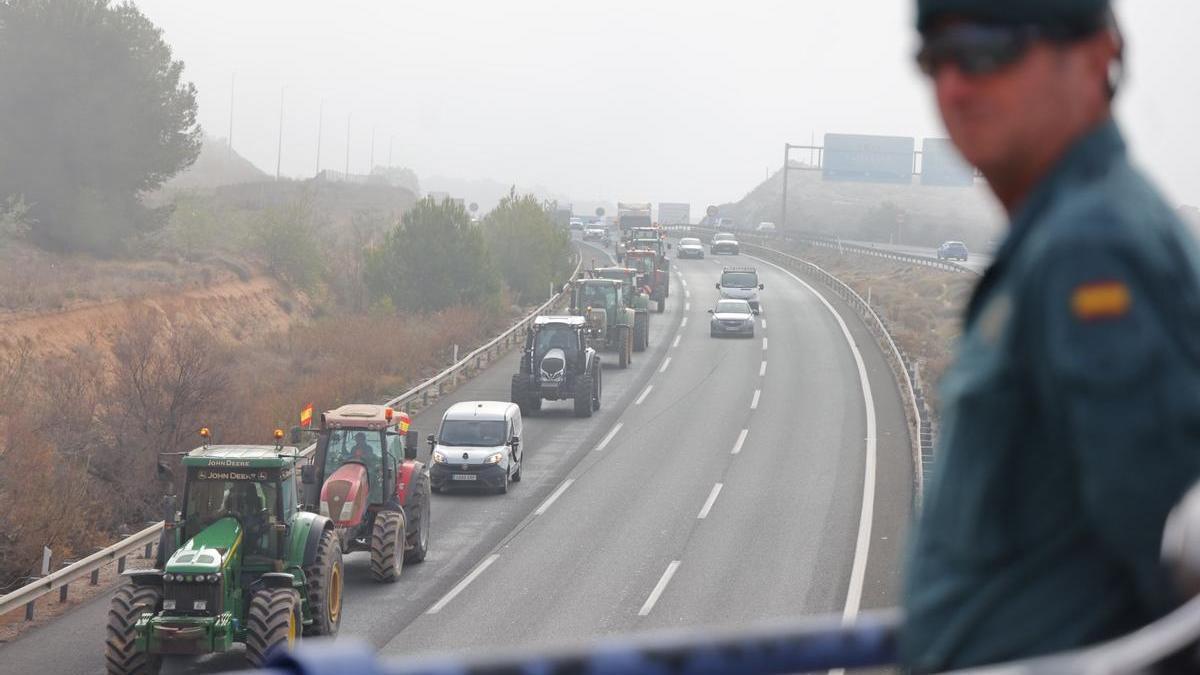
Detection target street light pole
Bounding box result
[315,99,324,177]
[388,135,395,168]
[227,73,235,161]
[780,143,790,231]
[370,125,376,175]
[345,112,352,177]
[275,87,285,181]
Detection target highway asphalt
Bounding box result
[0,239,914,673]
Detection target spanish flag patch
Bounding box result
[1071,281,1131,321]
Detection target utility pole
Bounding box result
[274,87,285,181]
[388,135,395,168]
[345,112,352,177]
[227,73,235,161]
[315,99,324,177]
[369,125,376,175]
[780,143,790,231]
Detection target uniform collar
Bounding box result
[966,118,1126,321]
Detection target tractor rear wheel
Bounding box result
[302,528,343,637]
[105,582,162,675]
[617,327,630,369]
[245,588,301,667]
[656,298,665,313]
[370,510,406,582]
[593,366,602,411]
[633,316,648,352]
[405,474,431,563]
[574,374,594,418]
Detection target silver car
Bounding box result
[708,299,755,338]
[677,237,705,259]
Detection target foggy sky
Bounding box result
[133,0,1200,213]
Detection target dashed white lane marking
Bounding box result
[635,385,653,406]
[681,278,688,287]
[638,561,682,616]
[762,337,769,351]
[762,319,767,329]
[681,317,689,327]
[697,483,724,519]
[750,255,878,625]
[685,302,691,311]
[672,334,681,348]
[427,554,499,614]
[594,422,624,452]
[685,290,691,299]
[759,361,767,377]
[731,429,749,455]
[659,357,672,373]
[535,479,575,515]
[750,389,761,410]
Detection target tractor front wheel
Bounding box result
[303,528,343,637]
[593,366,602,411]
[105,582,162,675]
[370,510,406,582]
[245,588,301,667]
[656,298,666,313]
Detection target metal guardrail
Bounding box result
[0,251,585,623]
[670,226,928,500]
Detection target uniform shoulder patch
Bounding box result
[1071,280,1131,321]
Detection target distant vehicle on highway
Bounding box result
[709,299,756,338]
[569,219,584,231]
[430,401,523,495]
[710,232,740,255]
[937,240,970,261]
[716,217,736,230]
[716,265,763,313]
[756,221,777,233]
[582,226,607,242]
[676,237,704,259]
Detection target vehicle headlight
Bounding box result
[432,451,446,464]
[485,452,504,464]
[163,573,175,582]
[208,573,221,583]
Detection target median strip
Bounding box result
[638,561,682,616]
[427,554,500,614]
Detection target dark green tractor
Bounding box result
[591,266,651,352]
[105,435,343,673]
[570,278,634,368]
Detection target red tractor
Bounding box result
[300,404,431,583]
[624,249,669,313]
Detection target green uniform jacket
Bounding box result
[902,120,1200,671]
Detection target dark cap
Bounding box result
[917,0,1110,34]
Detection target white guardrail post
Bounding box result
[0,251,585,622]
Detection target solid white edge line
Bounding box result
[759,361,767,377]
[635,385,653,405]
[697,483,724,519]
[751,255,877,625]
[594,422,624,452]
[534,479,575,516]
[659,357,672,373]
[638,560,682,616]
[731,428,749,455]
[427,554,500,614]
[672,334,681,348]
[750,389,761,410]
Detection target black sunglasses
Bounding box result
[915,23,1086,77]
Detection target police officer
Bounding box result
[904,0,1200,670]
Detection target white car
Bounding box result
[756,221,777,233]
[676,237,704,259]
[709,299,755,338]
[582,227,607,242]
[716,265,763,313]
[430,401,523,494]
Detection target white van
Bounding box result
[429,401,523,494]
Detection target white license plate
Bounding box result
[452,474,477,481]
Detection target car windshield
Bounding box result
[629,256,655,273]
[721,272,757,288]
[439,420,507,447]
[680,238,701,246]
[715,300,750,314]
[579,283,616,308]
[715,233,735,241]
[184,473,280,554]
[534,325,577,355]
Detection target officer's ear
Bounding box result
[1103,10,1125,101]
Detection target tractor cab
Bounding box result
[573,278,621,317]
[309,405,417,516]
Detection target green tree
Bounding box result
[365,197,499,312]
[483,189,574,303]
[251,198,325,291]
[0,0,201,254]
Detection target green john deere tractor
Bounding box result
[570,277,634,368]
[105,433,343,673]
[591,266,651,352]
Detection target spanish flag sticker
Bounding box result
[299,403,314,428]
[1072,281,1131,321]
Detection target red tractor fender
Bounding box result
[320,463,370,527]
[394,460,424,507]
